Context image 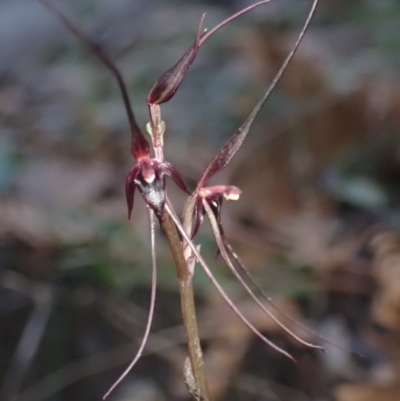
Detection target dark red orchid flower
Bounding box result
[125,158,189,220]
[39,0,190,223]
[40,0,324,399]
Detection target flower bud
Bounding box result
[147,14,206,105]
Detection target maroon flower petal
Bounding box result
[131,132,150,161]
[125,166,139,219]
[191,197,205,238]
[161,162,191,194]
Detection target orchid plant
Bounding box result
[40,0,320,400]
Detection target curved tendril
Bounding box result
[223,239,358,355]
[164,201,295,361]
[103,209,157,399]
[202,200,323,351]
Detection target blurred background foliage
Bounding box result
[2,0,400,400]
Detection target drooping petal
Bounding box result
[125,166,139,219]
[222,238,352,353]
[202,199,323,351]
[161,162,191,194]
[165,202,295,361]
[103,209,157,399]
[197,0,319,189]
[191,197,205,238]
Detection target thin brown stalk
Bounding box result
[161,208,210,401]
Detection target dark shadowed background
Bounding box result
[1,0,400,400]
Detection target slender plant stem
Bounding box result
[162,209,210,401]
[148,104,165,160]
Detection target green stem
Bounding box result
[162,210,210,401]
